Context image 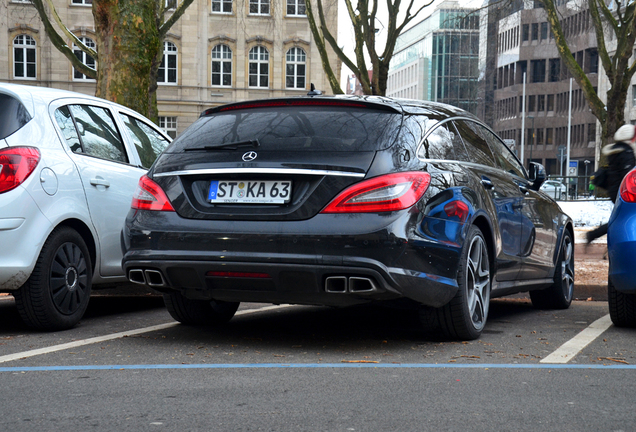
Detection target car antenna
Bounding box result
[307,83,322,96]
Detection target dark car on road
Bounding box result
[121,96,574,340]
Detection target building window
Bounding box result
[248,46,269,88]
[165,0,176,9]
[211,44,232,87]
[531,59,546,83]
[287,0,306,15]
[13,35,36,79]
[528,95,536,112]
[249,0,270,15]
[285,47,306,89]
[73,37,96,80]
[522,24,529,41]
[632,85,636,106]
[540,22,548,40]
[538,94,545,112]
[549,58,560,82]
[72,0,92,4]
[546,128,553,145]
[158,41,177,84]
[531,23,539,41]
[159,116,178,139]
[212,0,232,13]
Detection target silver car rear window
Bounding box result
[0,94,32,140]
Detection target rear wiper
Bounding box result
[184,139,259,152]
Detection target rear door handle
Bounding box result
[90,177,110,188]
[481,176,494,190]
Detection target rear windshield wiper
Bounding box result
[184,139,260,152]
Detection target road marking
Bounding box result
[540,314,613,364]
[1,363,636,373]
[0,304,293,364]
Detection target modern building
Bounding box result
[2,0,340,137]
[387,0,480,115]
[489,0,599,177]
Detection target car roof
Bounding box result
[0,82,129,118]
[200,94,473,122]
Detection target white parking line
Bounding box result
[540,314,613,364]
[0,304,293,364]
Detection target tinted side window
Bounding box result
[472,123,525,178]
[419,121,467,161]
[54,106,82,153]
[69,105,128,163]
[453,120,497,168]
[0,93,31,140]
[120,114,170,169]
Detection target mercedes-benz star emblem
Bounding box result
[242,151,258,162]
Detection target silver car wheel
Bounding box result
[466,234,490,331]
[560,235,574,303]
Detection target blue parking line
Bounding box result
[1,362,635,372]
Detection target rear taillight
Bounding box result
[620,169,636,203]
[321,172,431,213]
[0,147,40,194]
[131,175,175,211]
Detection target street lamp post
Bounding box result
[528,116,535,168]
[584,159,591,196]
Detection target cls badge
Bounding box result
[242,151,258,161]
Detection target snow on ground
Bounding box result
[558,199,614,245]
[558,199,614,228]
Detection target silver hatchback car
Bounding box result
[0,83,171,330]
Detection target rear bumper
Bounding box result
[122,211,462,307]
[122,255,458,308]
[608,199,636,293]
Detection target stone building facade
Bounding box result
[2,0,340,137]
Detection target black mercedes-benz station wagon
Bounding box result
[122,96,574,340]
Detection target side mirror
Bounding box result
[528,162,546,190]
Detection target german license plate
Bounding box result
[208,180,292,204]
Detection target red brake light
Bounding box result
[0,147,40,194]
[131,175,175,211]
[321,172,431,213]
[620,169,636,203]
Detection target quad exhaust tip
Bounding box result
[128,269,167,287]
[325,276,378,294]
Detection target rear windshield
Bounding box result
[0,93,32,140]
[166,106,403,152]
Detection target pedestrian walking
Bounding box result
[587,124,636,243]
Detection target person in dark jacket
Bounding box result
[587,124,636,243]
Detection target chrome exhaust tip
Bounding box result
[144,269,166,287]
[325,276,347,293]
[348,277,377,293]
[128,269,146,285]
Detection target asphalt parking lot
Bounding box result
[1,294,635,431]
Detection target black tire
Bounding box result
[530,229,574,309]
[14,226,92,331]
[420,225,491,340]
[163,292,239,325]
[608,276,636,327]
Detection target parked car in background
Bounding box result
[0,83,171,330]
[607,167,636,327]
[540,179,567,200]
[122,96,574,341]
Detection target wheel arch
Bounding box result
[55,218,97,276]
[471,214,496,278]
